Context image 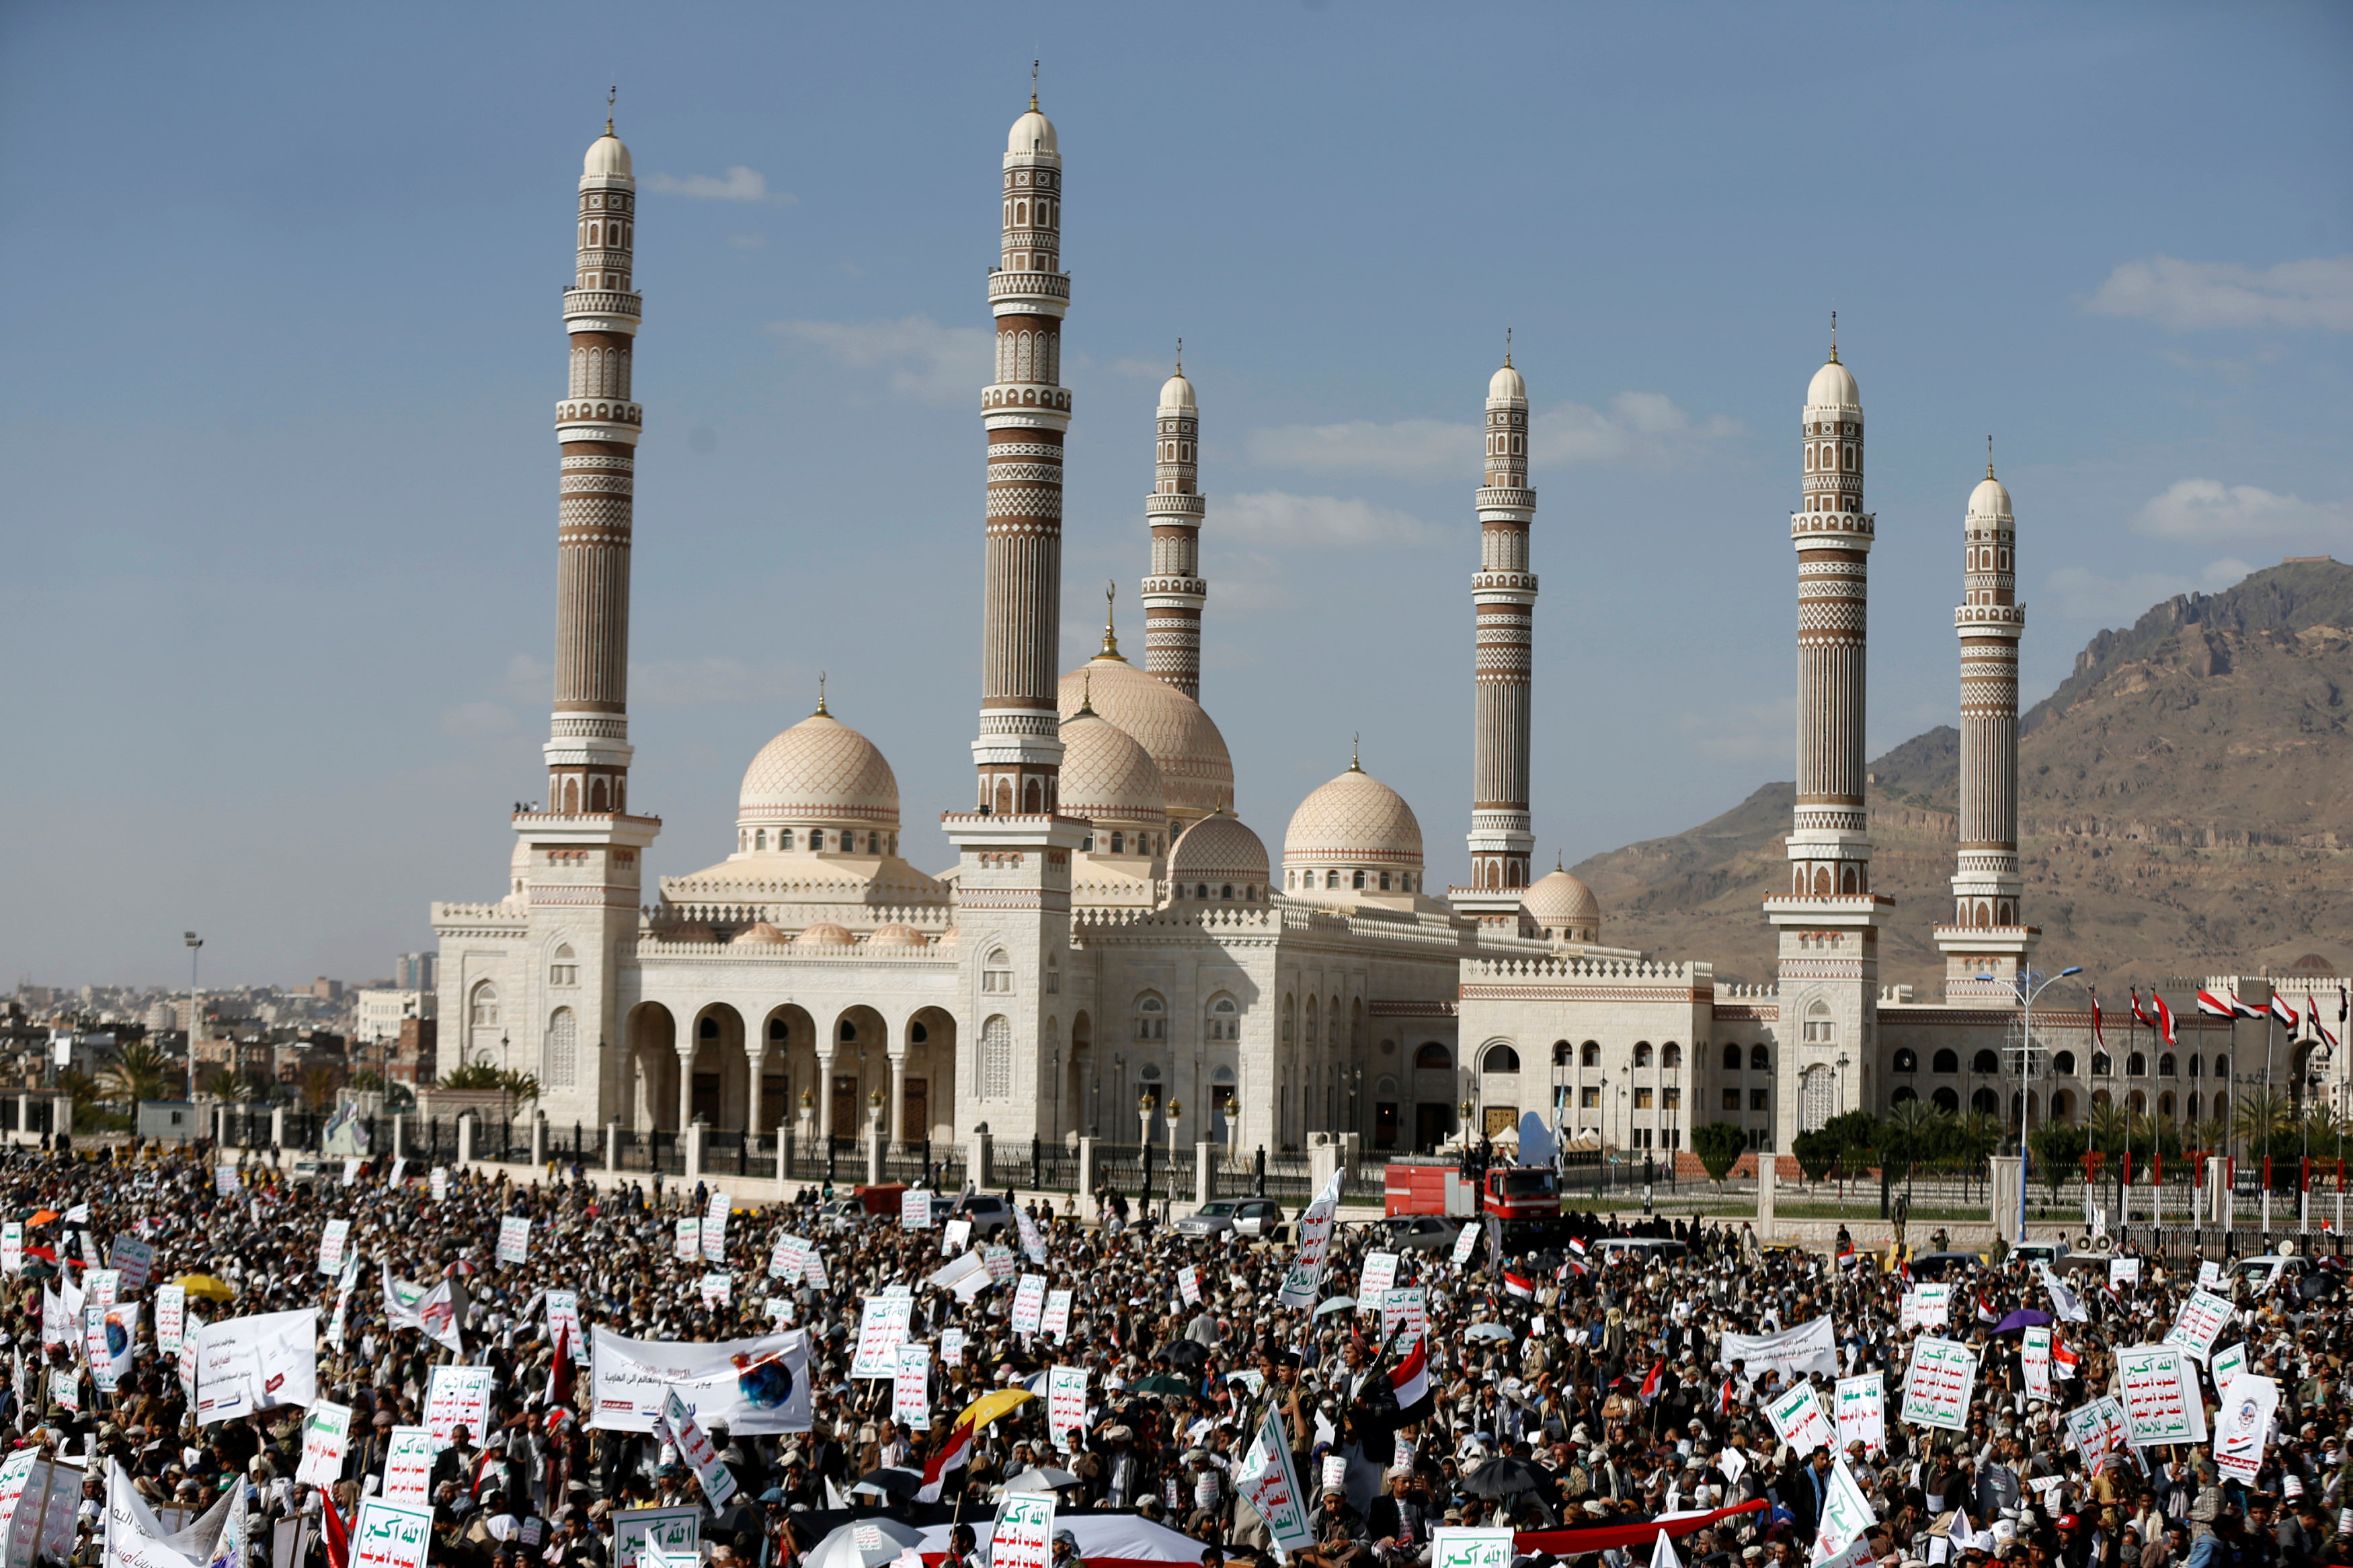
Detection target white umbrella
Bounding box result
[803,1518,928,1568]
[995,1466,1080,1493]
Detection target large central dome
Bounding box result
[1058,653,1234,827]
[737,709,898,831]
[1283,759,1427,899]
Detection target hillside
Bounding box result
[1572,559,2353,991]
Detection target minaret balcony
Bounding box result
[988,271,1070,304]
[1954,604,2026,630]
[1475,487,1536,510]
[555,401,643,427]
[562,288,643,321]
[1145,493,1205,519]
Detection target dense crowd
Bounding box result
[3,1142,2350,1568]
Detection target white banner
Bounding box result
[1014,1208,1049,1266]
[2022,1327,2052,1399]
[2110,1256,2141,1288]
[194,1310,318,1424]
[380,1429,435,1503]
[703,1193,730,1262]
[2212,1374,2277,1483]
[153,1287,185,1356]
[2163,1289,2233,1361]
[900,1190,932,1230]
[587,1325,811,1434]
[1177,1266,1200,1306]
[110,1240,155,1295]
[940,1328,965,1366]
[88,1302,138,1394]
[425,1365,494,1444]
[348,1498,434,1568]
[1766,1383,1834,1456]
[768,1237,807,1280]
[1359,1252,1400,1297]
[2117,1344,2208,1445]
[429,1167,446,1201]
[1381,1287,1427,1348]
[1912,1284,1951,1328]
[1233,1405,1314,1559]
[1010,1274,1048,1335]
[850,1298,914,1380]
[317,1220,351,1277]
[1043,1289,1072,1340]
[699,1274,731,1307]
[673,1218,700,1261]
[1833,1374,1885,1456]
[496,1217,530,1266]
[103,1458,237,1568]
[295,1402,351,1488]
[545,1289,583,1360]
[893,1345,931,1431]
[941,1219,971,1256]
[86,1270,120,1309]
[988,1493,1056,1568]
[1046,1364,1088,1448]
[1722,1315,1839,1382]
[1898,1337,1976,1432]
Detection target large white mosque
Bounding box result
[430,99,2341,1171]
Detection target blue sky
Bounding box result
[5,3,2349,987]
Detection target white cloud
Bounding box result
[646,167,797,205]
[2084,254,2353,331]
[2130,479,2353,542]
[440,701,516,737]
[2040,558,2250,622]
[770,315,992,405]
[1218,491,1440,548]
[1245,393,1739,477]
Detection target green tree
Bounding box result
[2087,1096,2128,1159]
[1792,1128,1840,1184]
[2232,1089,2295,1157]
[2027,1121,2087,1199]
[98,1037,176,1107]
[1691,1122,1747,1188]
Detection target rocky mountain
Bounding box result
[1571,559,2353,991]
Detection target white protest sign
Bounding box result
[110,1239,155,1294]
[1767,1383,1835,1456]
[900,1190,932,1230]
[2022,1327,2052,1399]
[1812,1457,1878,1564]
[612,1508,701,1568]
[699,1274,731,1307]
[656,1389,739,1510]
[989,1493,1058,1568]
[1360,1252,1400,1298]
[703,1192,730,1262]
[941,1328,966,1366]
[982,1245,1017,1286]
[673,1218,701,1261]
[1428,1528,1515,1568]
[2117,1344,2208,1444]
[1178,1266,1201,1306]
[942,1219,972,1255]
[424,1364,495,1444]
[1010,1274,1049,1335]
[495,1216,530,1266]
[587,1326,813,1435]
[1043,1288,1072,1340]
[2210,1341,2249,1392]
[1381,1286,1428,1347]
[429,1167,447,1201]
[1722,1315,1841,1381]
[381,1428,436,1501]
[214,1167,238,1196]
[0,1225,17,1274]
[342,1158,361,1187]
[1899,1291,1919,1333]
[1047,1364,1088,1447]
[1833,1374,1885,1456]
[851,1297,915,1378]
[1912,1284,1951,1329]
[349,1497,435,1568]
[296,1401,352,1487]
[195,1309,319,1423]
[545,1289,583,1360]
[2163,1289,2233,1361]
[154,1285,186,1355]
[1451,1225,1480,1266]
[768,1237,807,1280]
[2110,1256,2141,1288]
[2213,1374,2278,1483]
[2197,1260,2224,1290]
[1899,1337,1977,1431]
[1014,1207,1049,1266]
[85,1270,119,1309]
[893,1344,931,1431]
[1233,1406,1312,1559]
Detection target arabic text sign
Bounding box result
[659,1390,739,1510]
[990,1493,1058,1568]
[1912,1284,1952,1328]
[1721,1315,1840,1381]
[1382,1286,1428,1346]
[110,1239,155,1294]
[1833,1374,1885,1456]
[2117,1344,2208,1445]
[296,1401,352,1488]
[1010,1274,1049,1335]
[317,1220,351,1277]
[893,1344,931,1431]
[1766,1383,1834,1456]
[2210,1342,2249,1392]
[2022,1327,2052,1399]
[2061,1397,2130,1472]
[1043,1289,1072,1340]
[703,1192,730,1262]
[1899,1337,1977,1431]
[1429,1528,1515,1568]
[546,1289,582,1358]
[769,1237,808,1280]
[852,1297,915,1379]
[381,1428,436,1501]
[154,1286,185,1355]
[612,1508,701,1568]
[1047,1364,1088,1447]
[674,1218,701,1261]
[425,1364,495,1444]
[901,1190,933,1230]
[2110,1257,2141,1288]
[348,1498,434,1568]
[496,1216,530,1265]
[2163,1289,2233,1360]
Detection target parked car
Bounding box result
[949,1192,1019,1238]
[1172,1197,1285,1241]
[1592,1237,1689,1264]
[1907,1249,1985,1281]
[2009,1239,2073,1271]
[2229,1253,2311,1292]
[1370,1214,1464,1253]
[813,1196,868,1231]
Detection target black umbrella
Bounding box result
[2296,1270,2340,1303]
[852,1467,922,1500]
[1163,1339,1211,1366]
[1460,1455,1550,1499]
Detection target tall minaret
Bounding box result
[547,110,644,817]
[1934,449,2036,999]
[1139,352,1207,699]
[1468,347,1538,895]
[1764,323,1888,1129]
[970,82,1071,815]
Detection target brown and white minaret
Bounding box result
[1934,447,2036,999]
[1468,348,1538,893]
[546,110,645,818]
[1764,321,1889,1128]
[970,83,1072,815]
[1139,352,1207,699]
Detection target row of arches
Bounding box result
[621,1000,959,1146]
[1892,1047,2234,1080]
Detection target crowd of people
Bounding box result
[3,1141,2349,1568]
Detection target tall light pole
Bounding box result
[184,932,202,1102]
[1980,964,2082,1242]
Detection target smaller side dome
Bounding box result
[730,921,790,947]
[1060,708,1166,829]
[583,132,633,180]
[1159,371,1196,412]
[1006,108,1058,159]
[936,925,960,948]
[666,922,717,944]
[1522,868,1602,940]
[1966,475,2013,524]
[1807,357,1861,412]
[1168,813,1270,887]
[868,923,928,950]
[795,921,854,948]
[1488,363,1527,404]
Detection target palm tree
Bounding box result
[2231,1089,2296,1164]
[98,1038,175,1108]
[2087,1097,2129,1159]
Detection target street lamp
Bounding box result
[184,932,202,1102]
[1978,964,2083,1243]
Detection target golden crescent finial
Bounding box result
[1828,309,1839,365]
[1987,434,1996,481]
[606,83,616,136]
[1031,59,1040,112]
[815,671,828,716]
[1505,326,1513,369]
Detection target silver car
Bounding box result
[1174,1197,1285,1241]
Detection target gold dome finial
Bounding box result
[1987,434,1996,481]
[1556,850,1564,873]
[1097,580,1126,661]
[1828,309,1839,365]
[1174,336,1183,376]
[1504,326,1513,369]
[606,83,616,137]
[1077,667,1096,716]
[1349,733,1361,773]
[815,670,828,716]
[1031,59,1039,112]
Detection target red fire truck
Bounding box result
[1383,1157,1562,1249]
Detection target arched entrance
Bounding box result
[1067,1012,1092,1142]
[760,1004,817,1134]
[690,1004,746,1128]
[626,1002,676,1130]
[902,1007,957,1147]
[829,1005,889,1139]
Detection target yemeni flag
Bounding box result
[2153,993,2178,1046]
[1503,1270,1535,1300]
[2309,993,2339,1050]
[2196,988,2235,1022]
[320,1481,352,1568]
[916,1413,977,1503]
[1639,1358,1667,1404]
[1568,1237,1588,1257]
[2273,991,2302,1031]
[2052,1336,2081,1380]
[2130,987,2152,1029]
[2090,989,2104,1047]
[1390,1335,1432,1418]
[1719,1375,1736,1415]
[544,1326,574,1430]
[1975,1292,1999,1325]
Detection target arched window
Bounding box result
[1974,1049,2000,1074]
[545,1007,577,1087]
[1352,870,1366,889]
[1282,995,1295,1045]
[2159,1091,2176,1118]
[1799,1065,1834,1131]
[1634,1042,1654,1068]
[549,944,577,987]
[1932,1048,1959,1073]
[2158,1053,2177,1077]
[1892,1086,1918,1104]
[1802,999,1835,1045]
[1723,1043,1743,1071]
[1893,1048,1917,1073]
[1932,1087,1960,1113]
[2188,1054,2202,1078]
[2050,1089,2073,1122]
[753,829,766,851]
[1749,1044,1770,1073]
[1581,1041,1601,1068]
[1482,1044,1521,1073]
[982,950,1014,995]
[1663,1042,1682,1069]
[2127,1089,2146,1114]
[469,982,499,1026]
[1554,1041,1573,1066]
[1221,884,1234,899]
[1325,870,1339,889]
[980,1016,1012,1099]
[1206,996,1240,1042]
[2092,1052,2112,1075]
[2215,1055,2230,1081]
[1195,884,1209,900]
[2126,1053,2146,1077]
[2187,1092,2201,1122]
[1133,994,1166,1041]
[1413,1042,1450,1070]
[1971,1087,1999,1115]
[1109,831,1123,853]
[2052,1051,2075,1077]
